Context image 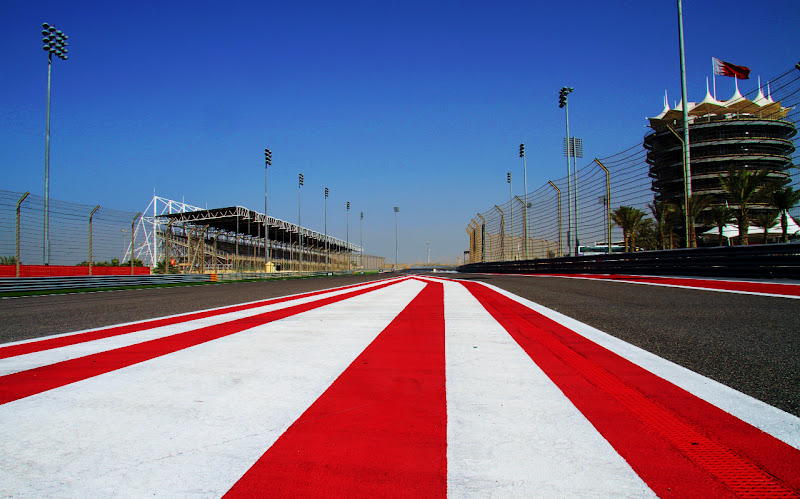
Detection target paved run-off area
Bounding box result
[1,275,798,497]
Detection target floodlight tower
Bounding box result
[324,187,329,270]
[360,211,364,268]
[559,86,574,255]
[264,148,272,267]
[394,206,399,270]
[346,201,351,270]
[507,171,513,260]
[41,22,68,265]
[298,173,304,270]
[520,143,528,259]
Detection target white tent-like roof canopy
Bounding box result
[701,214,800,239]
[648,78,790,128]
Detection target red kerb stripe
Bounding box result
[0,279,400,405]
[224,281,447,498]
[539,274,800,297]
[464,281,800,498]
[0,278,402,360]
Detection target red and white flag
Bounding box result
[713,57,750,79]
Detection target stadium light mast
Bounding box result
[520,144,528,259]
[559,86,573,255]
[360,211,364,269]
[324,187,329,271]
[394,206,399,270]
[346,201,350,270]
[298,173,304,271]
[41,22,68,266]
[507,171,513,260]
[264,148,272,268]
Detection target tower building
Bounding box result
[644,80,795,228]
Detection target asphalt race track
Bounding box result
[1,273,798,496]
[450,272,800,418]
[0,274,391,344]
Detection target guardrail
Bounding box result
[458,243,800,279]
[0,269,386,294]
[0,274,210,294]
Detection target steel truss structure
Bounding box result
[134,196,362,273]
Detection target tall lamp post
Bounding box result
[41,22,68,266]
[360,211,364,269]
[346,201,350,270]
[559,86,574,255]
[393,206,399,270]
[507,171,513,260]
[298,173,303,271]
[519,144,528,259]
[264,148,272,269]
[324,187,329,271]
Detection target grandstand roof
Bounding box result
[160,206,360,251]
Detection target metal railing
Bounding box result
[0,268,387,294]
[0,274,210,294]
[459,243,800,279]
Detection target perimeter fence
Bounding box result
[0,190,384,276]
[0,190,143,275]
[467,64,800,263]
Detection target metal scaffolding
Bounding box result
[135,196,368,273]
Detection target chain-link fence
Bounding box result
[0,190,142,271]
[467,64,800,263]
[0,190,385,276]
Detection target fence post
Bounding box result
[495,205,506,261]
[594,159,612,253]
[514,196,528,260]
[165,220,174,274]
[89,205,100,275]
[548,181,562,257]
[477,213,485,263]
[131,212,141,275]
[15,192,30,277]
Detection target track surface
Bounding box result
[450,273,800,417]
[0,274,390,344]
[1,273,798,496]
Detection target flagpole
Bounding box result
[712,57,717,99]
[677,0,692,247]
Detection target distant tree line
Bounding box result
[77,258,145,267]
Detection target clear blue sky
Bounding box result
[2,1,798,263]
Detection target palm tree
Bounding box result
[611,206,646,252]
[753,210,779,244]
[719,166,777,245]
[681,195,713,248]
[635,218,658,251]
[771,186,800,243]
[706,205,734,246]
[665,205,683,249]
[648,201,676,250]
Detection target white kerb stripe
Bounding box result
[478,280,800,449]
[0,277,406,377]
[443,280,655,497]
[0,279,425,497]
